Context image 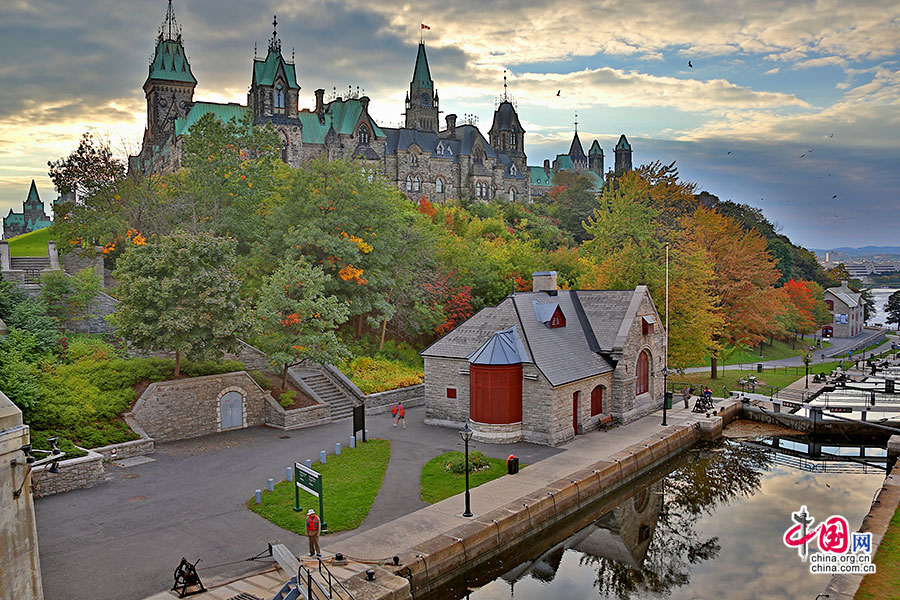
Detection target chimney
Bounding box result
[532,271,558,293]
[446,114,457,138]
[841,280,849,288]
[314,88,325,113]
[543,159,550,177]
[360,96,370,111]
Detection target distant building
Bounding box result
[822,281,864,338]
[2,180,52,240]
[421,271,665,446]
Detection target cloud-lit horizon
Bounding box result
[2,0,898,250]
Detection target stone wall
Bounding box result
[65,290,118,335]
[365,384,425,415]
[32,449,105,498]
[424,357,471,428]
[611,292,667,425]
[92,437,155,462]
[225,340,270,371]
[265,402,331,430]
[131,371,274,443]
[61,247,104,282]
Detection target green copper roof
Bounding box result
[554,154,574,171]
[589,140,603,155]
[616,134,631,151]
[584,170,604,190]
[297,98,385,145]
[412,43,433,89]
[146,39,197,85]
[4,212,25,226]
[530,166,552,186]
[253,50,299,89]
[175,102,249,136]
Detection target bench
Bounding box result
[599,415,615,430]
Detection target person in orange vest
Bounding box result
[397,403,406,429]
[391,404,399,427]
[306,509,321,557]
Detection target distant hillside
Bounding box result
[811,246,900,257]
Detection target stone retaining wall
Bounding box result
[92,437,154,462]
[265,402,331,430]
[65,290,117,335]
[131,371,274,443]
[32,449,104,498]
[365,384,425,415]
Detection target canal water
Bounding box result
[431,435,885,600]
[869,287,899,327]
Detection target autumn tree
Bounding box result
[781,279,831,346]
[544,170,598,242]
[254,259,350,388]
[109,232,247,376]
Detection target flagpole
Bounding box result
[662,241,669,426]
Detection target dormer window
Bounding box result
[358,125,370,145]
[509,163,517,176]
[473,146,484,165]
[410,153,418,165]
[274,83,285,109]
[436,142,443,154]
[642,315,655,335]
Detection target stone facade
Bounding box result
[131,371,275,443]
[32,449,105,498]
[265,402,331,430]
[2,180,52,239]
[823,281,865,338]
[129,4,635,207]
[365,384,425,415]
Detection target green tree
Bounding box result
[109,232,246,376]
[254,259,351,388]
[545,170,597,242]
[39,267,102,331]
[886,290,900,328]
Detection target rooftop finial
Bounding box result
[268,15,281,54]
[574,111,578,133]
[159,0,181,42]
[503,69,508,101]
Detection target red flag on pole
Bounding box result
[421,24,431,30]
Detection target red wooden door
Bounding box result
[572,391,580,433]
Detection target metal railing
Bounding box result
[317,559,354,600]
[295,559,355,600]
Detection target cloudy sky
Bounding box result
[2,0,898,249]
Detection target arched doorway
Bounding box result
[219,391,243,430]
[590,385,604,416]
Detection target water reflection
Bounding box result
[463,439,882,600]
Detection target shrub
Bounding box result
[65,336,121,363]
[341,355,423,394]
[250,371,272,390]
[278,390,296,408]
[180,359,245,378]
[445,450,490,474]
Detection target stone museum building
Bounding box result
[420,271,666,446]
[2,181,53,240]
[130,3,634,203]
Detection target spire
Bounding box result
[159,0,181,42]
[268,15,281,54]
[574,111,578,133]
[412,42,433,89]
[26,180,41,206]
[503,69,508,101]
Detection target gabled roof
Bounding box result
[253,50,299,89]
[146,39,197,86]
[589,140,603,155]
[569,132,586,162]
[175,102,248,136]
[412,42,433,89]
[825,285,860,308]
[616,134,631,151]
[554,154,574,171]
[468,327,528,365]
[423,288,654,386]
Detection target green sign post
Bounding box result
[293,462,326,530]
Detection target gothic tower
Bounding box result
[143,1,197,149]
[405,42,439,132]
[615,134,633,173]
[588,140,604,175]
[488,75,526,169]
[248,16,300,121]
[568,132,587,171]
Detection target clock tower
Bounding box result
[404,42,439,132]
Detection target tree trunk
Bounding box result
[281,363,289,390]
[710,354,718,379]
[175,350,181,377]
[357,314,363,338]
[378,287,395,352]
[792,333,796,350]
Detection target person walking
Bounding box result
[391,404,399,427]
[306,509,321,557]
[681,385,691,409]
[397,402,406,429]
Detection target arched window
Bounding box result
[410,153,418,165]
[406,175,412,192]
[413,176,420,192]
[473,146,484,165]
[508,188,516,203]
[635,350,650,395]
[508,132,516,147]
[590,385,603,416]
[358,125,370,145]
[274,83,285,109]
[279,130,289,163]
[435,178,444,194]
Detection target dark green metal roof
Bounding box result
[616,134,631,151]
[412,43,433,89]
[297,98,386,144]
[589,140,603,155]
[25,180,42,206]
[175,102,249,136]
[530,166,552,186]
[253,50,299,89]
[146,39,197,86]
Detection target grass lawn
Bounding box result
[672,361,843,397]
[248,439,390,534]
[692,338,829,368]
[420,451,516,504]
[855,502,900,599]
[8,227,53,257]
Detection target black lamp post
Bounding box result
[804,353,810,389]
[661,368,669,426]
[459,424,474,517]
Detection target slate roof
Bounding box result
[423,288,650,386]
[146,39,196,86]
[491,101,520,132]
[569,132,586,162]
[825,285,860,308]
[468,327,528,365]
[384,124,493,159]
[253,50,299,89]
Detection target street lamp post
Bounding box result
[804,353,810,389]
[459,424,474,518]
[662,368,669,426]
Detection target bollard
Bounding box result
[320,450,327,464]
[305,458,312,469]
[364,429,369,442]
[335,442,342,455]
[286,466,293,481]
[267,478,274,492]
[255,489,262,504]
[350,435,356,449]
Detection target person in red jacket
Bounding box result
[397,403,406,429]
[306,509,321,557]
[391,404,399,427]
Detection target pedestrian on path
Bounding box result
[681,385,690,409]
[391,404,399,427]
[306,509,321,557]
[397,403,406,429]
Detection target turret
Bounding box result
[248,16,300,120]
[588,140,604,175]
[489,101,526,163]
[568,131,586,171]
[614,134,632,173]
[405,42,439,132]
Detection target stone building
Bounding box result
[420,271,665,446]
[129,3,634,204]
[822,280,864,338]
[2,180,53,239]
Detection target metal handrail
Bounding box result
[317,558,355,600]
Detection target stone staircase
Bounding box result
[292,369,357,421]
[9,256,50,284]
